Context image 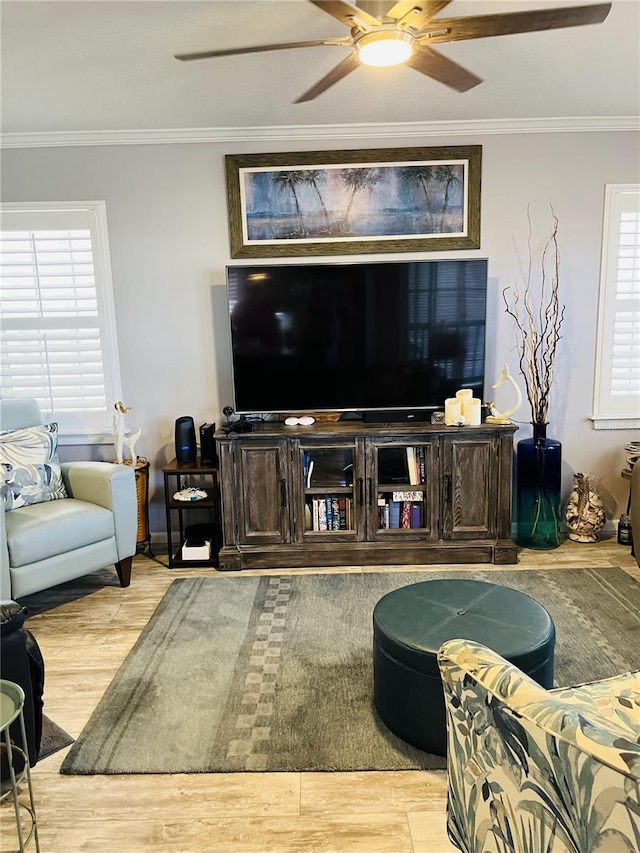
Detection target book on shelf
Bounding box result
[308,496,352,531]
[338,497,347,530]
[376,494,387,528]
[392,490,422,502]
[325,496,333,530]
[406,447,420,486]
[318,499,327,531]
[418,446,426,483]
[377,495,424,529]
[332,497,340,531]
[389,500,401,529]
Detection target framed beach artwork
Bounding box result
[225,146,481,258]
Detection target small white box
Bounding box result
[181,539,211,561]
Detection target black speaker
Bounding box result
[175,416,197,464]
[199,422,217,466]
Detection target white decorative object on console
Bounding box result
[444,398,462,425]
[462,398,481,425]
[447,389,480,425]
[485,363,523,424]
[284,416,316,426]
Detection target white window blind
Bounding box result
[592,185,640,429]
[0,202,122,440]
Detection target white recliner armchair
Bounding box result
[1,398,137,600]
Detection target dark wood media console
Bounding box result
[215,421,518,571]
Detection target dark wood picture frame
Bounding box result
[225,145,482,258]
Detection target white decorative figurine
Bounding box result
[125,427,142,467]
[485,363,523,424]
[113,401,132,464]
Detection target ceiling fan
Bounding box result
[175,0,612,103]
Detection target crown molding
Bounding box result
[1,116,638,150]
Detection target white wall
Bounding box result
[2,129,639,535]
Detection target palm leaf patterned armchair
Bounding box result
[438,639,640,853]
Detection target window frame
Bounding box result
[591,183,640,430]
[0,200,123,444]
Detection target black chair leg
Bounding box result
[115,556,133,587]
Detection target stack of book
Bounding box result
[377,490,424,529]
[306,496,352,531]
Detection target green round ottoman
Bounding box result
[373,578,555,755]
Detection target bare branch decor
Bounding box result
[509,206,566,550]
[503,206,565,425]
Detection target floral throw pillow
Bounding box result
[0,422,68,510]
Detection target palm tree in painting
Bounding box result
[434,166,461,229]
[399,166,438,229]
[272,170,306,235]
[300,170,331,232]
[339,168,381,231]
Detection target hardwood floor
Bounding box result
[4,538,638,852]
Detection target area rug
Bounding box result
[60,567,640,776]
[39,715,74,761]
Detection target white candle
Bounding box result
[456,388,473,402]
[462,397,481,425]
[444,398,462,425]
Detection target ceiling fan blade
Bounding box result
[406,44,482,92]
[386,1,452,28]
[175,37,351,61]
[356,1,393,16]
[294,52,361,102]
[308,0,381,31]
[418,3,612,45]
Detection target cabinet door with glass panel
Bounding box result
[367,438,437,541]
[293,438,364,542]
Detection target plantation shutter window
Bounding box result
[592,185,640,429]
[0,202,123,440]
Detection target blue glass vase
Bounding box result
[516,423,562,550]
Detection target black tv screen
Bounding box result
[226,259,487,415]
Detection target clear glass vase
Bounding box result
[515,423,562,550]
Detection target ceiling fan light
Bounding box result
[357,32,414,68]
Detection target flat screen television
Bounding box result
[226,258,487,417]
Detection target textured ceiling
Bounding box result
[1,0,639,137]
